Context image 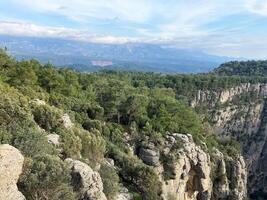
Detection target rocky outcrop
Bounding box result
[190,84,264,198]
[191,83,267,107]
[212,149,247,200]
[139,143,160,166]
[46,133,60,146]
[115,184,133,200]
[61,113,73,129]
[225,156,247,200]
[157,134,212,200]
[65,158,107,200]
[0,144,25,200]
[139,133,248,200]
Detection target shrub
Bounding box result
[18,155,75,200]
[100,164,120,200]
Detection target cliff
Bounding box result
[138,133,247,200]
[191,83,267,198]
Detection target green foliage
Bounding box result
[56,127,82,159]
[100,164,120,200]
[13,129,55,157]
[215,60,267,77]
[18,155,75,200]
[31,104,62,132]
[76,128,106,167]
[107,144,162,200]
[0,49,245,199]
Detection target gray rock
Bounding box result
[65,158,107,200]
[0,144,25,200]
[139,146,160,166]
[46,134,60,146]
[116,184,133,200]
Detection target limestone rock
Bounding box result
[46,134,60,146]
[212,149,230,199]
[61,113,73,129]
[139,143,160,166]
[0,144,25,200]
[65,158,107,200]
[30,99,46,106]
[191,83,267,107]
[116,184,133,200]
[158,134,212,200]
[225,156,247,200]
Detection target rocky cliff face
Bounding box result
[139,133,247,200]
[0,144,25,200]
[191,83,267,107]
[191,83,267,198]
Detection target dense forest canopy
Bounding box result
[214,60,267,76]
[0,49,253,199]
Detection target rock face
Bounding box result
[139,143,160,166]
[142,133,247,200]
[191,83,267,107]
[158,134,212,200]
[66,158,107,200]
[212,149,247,200]
[0,144,25,200]
[191,84,266,198]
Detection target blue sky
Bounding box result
[0,0,267,58]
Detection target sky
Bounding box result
[0,0,267,58]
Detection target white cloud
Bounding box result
[2,0,267,58]
[245,0,267,16]
[0,21,139,44]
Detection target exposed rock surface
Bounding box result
[46,133,60,146]
[115,184,133,200]
[0,144,25,200]
[212,149,247,200]
[61,113,73,129]
[191,84,265,198]
[139,143,160,166]
[65,158,107,200]
[157,133,212,200]
[147,133,247,200]
[191,83,267,107]
[30,98,46,105]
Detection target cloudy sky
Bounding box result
[0,0,267,58]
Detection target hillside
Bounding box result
[214,60,267,76]
[0,49,248,200]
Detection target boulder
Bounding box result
[0,144,25,200]
[61,113,73,129]
[139,144,160,166]
[46,134,60,146]
[116,184,133,200]
[65,158,107,200]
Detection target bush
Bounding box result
[76,128,106,167]
[13,129,55,157]
[31,104,62,132]
[56,127,82,159]
[100,164,120,200]
[18,155,75,200]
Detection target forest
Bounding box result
[0,49,257,199]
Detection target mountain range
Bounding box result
[0,35,234,73]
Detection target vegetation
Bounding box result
[0,49,246,199]
[215,60,267,76]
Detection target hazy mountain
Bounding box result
[0,35,233,73]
